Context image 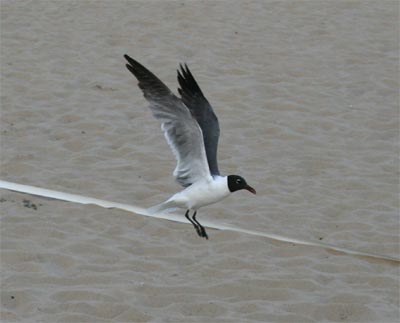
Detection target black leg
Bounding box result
[192,212,208,240]
[185,210,202,237]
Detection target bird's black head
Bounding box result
[227,175,256,194]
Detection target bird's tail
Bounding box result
[146,199,179,215]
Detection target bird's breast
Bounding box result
[176,176,230,210]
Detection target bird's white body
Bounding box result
[149,176,230,213]
[171,176,230,210]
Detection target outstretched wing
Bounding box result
[124,55,212,187]
[177,64,220,176]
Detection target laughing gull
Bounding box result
[124,55,256,239]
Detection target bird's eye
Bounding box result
[236,179,241,184]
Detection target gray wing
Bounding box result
[124,55,212,187]
[177,64,220,176]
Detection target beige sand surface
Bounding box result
[1,1,399,322]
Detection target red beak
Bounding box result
[245,185,256,194]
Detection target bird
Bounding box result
[124,55,256,239]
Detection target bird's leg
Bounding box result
[185,210,202,237]
[192,211,208,240]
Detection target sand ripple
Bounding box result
[1,1,399,322]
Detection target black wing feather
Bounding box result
[177,64,220,176]
[124,55,212,187]
[124,54,172,101]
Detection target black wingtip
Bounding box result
[124,55,148,78]
[124,54,137,67]
[124,54,143,70]
[179,62,188,73]
[125,63,135,75]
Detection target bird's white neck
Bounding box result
[211,175,229,190]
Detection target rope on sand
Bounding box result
[1,180,398,263]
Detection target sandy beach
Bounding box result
[1,1,399,322]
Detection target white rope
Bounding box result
[1,180,398,263]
